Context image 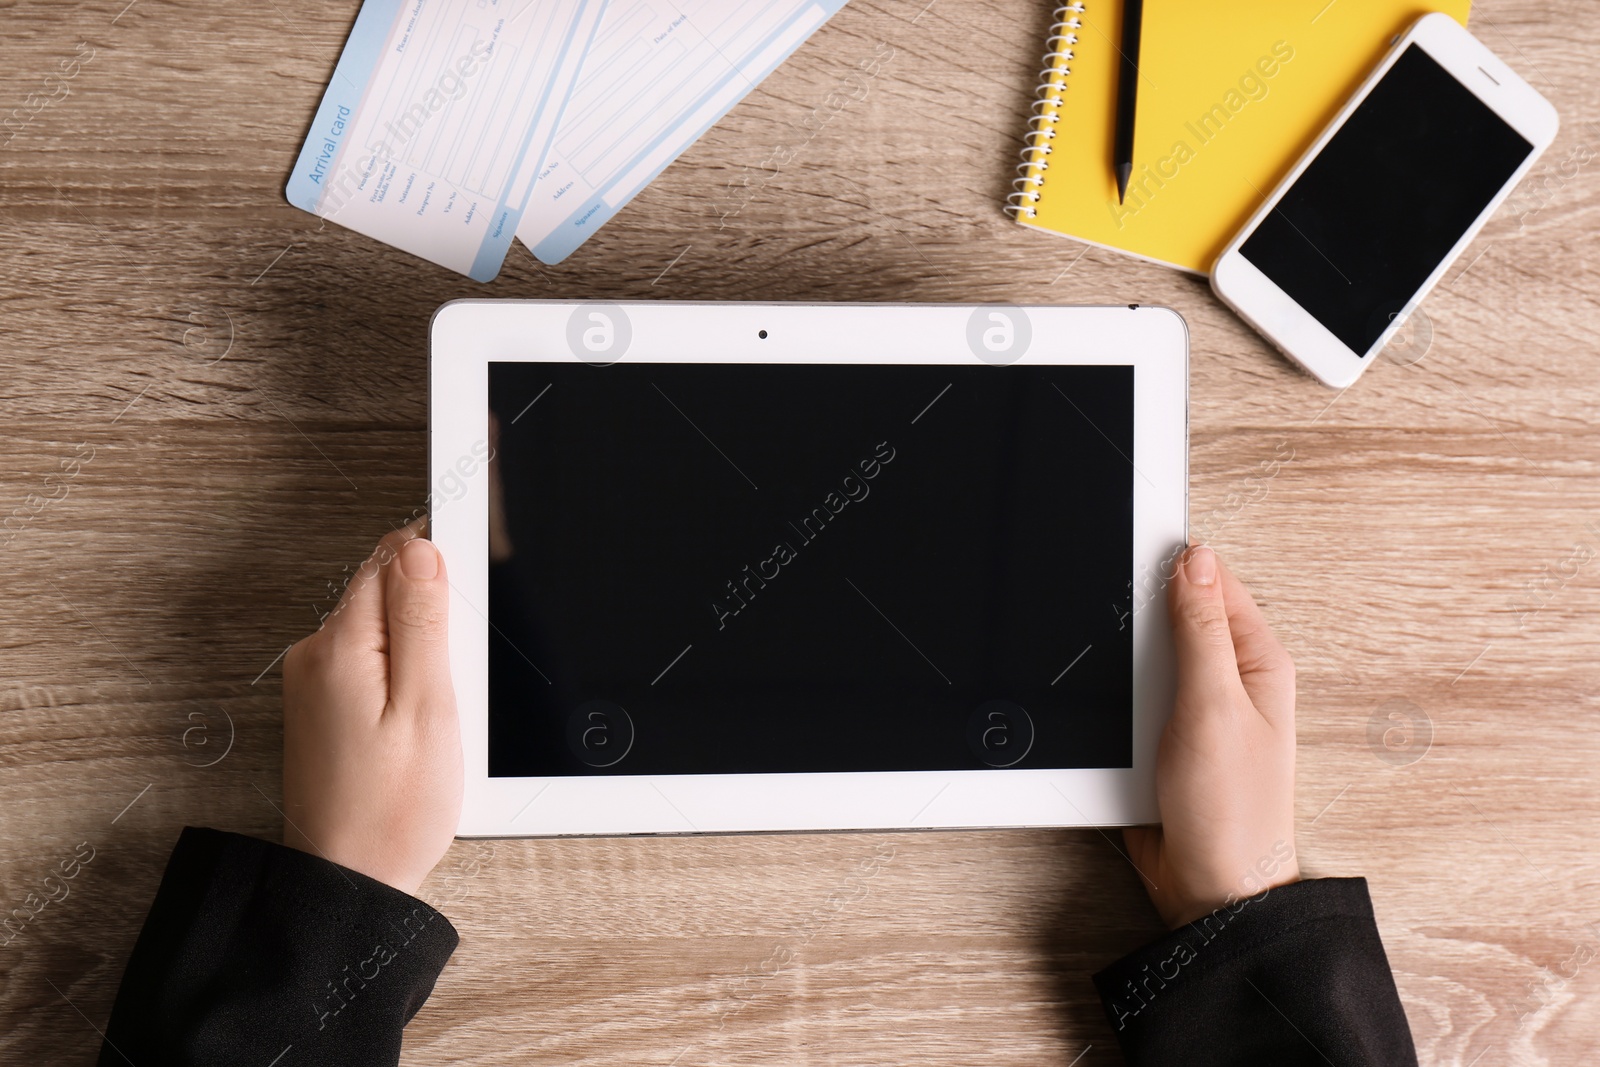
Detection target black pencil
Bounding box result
[1113,0,1144,204]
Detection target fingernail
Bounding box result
[1185,546,1217,587]
[399,537,439,580]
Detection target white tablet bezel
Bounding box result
[1211,12,1559,388]
[430,301,1187,837]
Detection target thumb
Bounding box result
[384,536,453,713]
[1167,546,1244,714]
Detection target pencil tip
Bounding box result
[1115,163,1132,204]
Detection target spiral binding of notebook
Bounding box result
[1004,2,1086,220]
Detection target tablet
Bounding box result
[430,302,1187,837]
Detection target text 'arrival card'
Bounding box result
[288,0,605,281]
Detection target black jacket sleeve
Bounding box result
[1094,877,1416,1067]
[99,827,458,1067]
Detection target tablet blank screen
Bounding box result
[487,362,1134,777]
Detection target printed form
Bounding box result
[516,0,847,263]
[288,0,606,280]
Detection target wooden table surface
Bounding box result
[3,0,1598,1063]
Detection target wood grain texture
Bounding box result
[2,0,1598,1063]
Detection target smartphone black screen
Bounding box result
[1240,44,1532,356]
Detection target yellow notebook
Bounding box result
[1009,0,1471,274]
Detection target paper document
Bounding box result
[287,0,606,281]
[516,0,847,264]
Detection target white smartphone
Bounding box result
[1211,13,1558,388]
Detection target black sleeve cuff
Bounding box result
[1093,877,1417,1067]
[101,827,458,1067]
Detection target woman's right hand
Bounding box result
[1123,546,1300,928]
